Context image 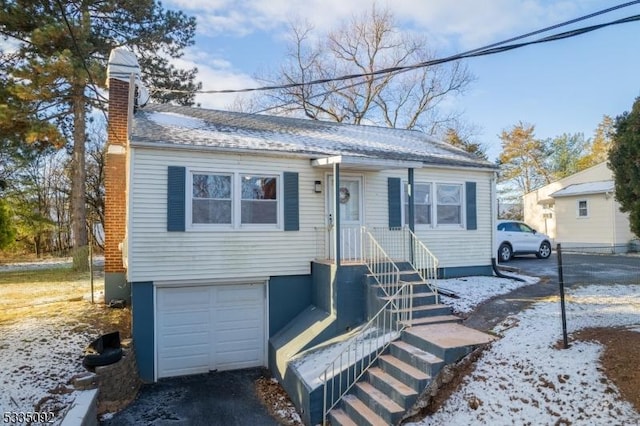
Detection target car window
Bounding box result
[518,223,534,233]
[505,222,520,232]
[497,223,507,231]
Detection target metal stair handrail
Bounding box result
[320,227,410,425]
[404,226,439,298]
[371,226,439,297]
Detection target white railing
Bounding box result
[320,228,410,424]
[315,226,366,262]
[321,285,410,425]
[372,226,439,296]
[362,228,400,298]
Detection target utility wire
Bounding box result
[143,1,640,96]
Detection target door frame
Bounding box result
[325,173,365,260]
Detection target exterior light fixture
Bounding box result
[314,180,322,193]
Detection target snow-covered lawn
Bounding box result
[0,262,127,426]
[412,283,640,425]
[3,263,638,426]
[438,273,539,314]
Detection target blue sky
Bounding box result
[164,0,640,160]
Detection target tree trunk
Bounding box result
[71,85,89,271]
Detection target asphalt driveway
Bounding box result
[101,368,279,426]
[465,251,639,332]
[506,252,640,286]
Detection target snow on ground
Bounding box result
[0,317,95,425]
[290,274,539,389]
[438,273,539,314]
[0,256,104,272]
[409,284,640,426]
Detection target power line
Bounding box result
[143,1,640,96]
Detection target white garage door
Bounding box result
[156,283,266,379]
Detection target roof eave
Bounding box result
[311,155,424,170]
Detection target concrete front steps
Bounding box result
[371,269,461,328]
[328,322,495,426]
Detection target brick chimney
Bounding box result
[104,48,140,303]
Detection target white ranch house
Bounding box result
[104,49,498,425]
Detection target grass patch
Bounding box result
[0,267,89,285]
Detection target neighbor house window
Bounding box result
[578,200,588,217]
[436,184,462,225]
[404,182,431,225]
[241,175,278,225]
[192,173,232,224]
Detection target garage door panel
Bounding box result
[157,283,266,379]
[216,285,263,305]
[160,310,209,327]
[158,287,212,310]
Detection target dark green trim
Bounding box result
[388,177,401,228]
[283,172,299,231]
[269,275,311,336]
[465,181,477,230]
[438,264,492,279]
[167,166,186,232]
[131,281,154,382]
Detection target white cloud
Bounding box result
[172,47,259,110]
[163,0,604,48]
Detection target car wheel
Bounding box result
[498,243,512,262]
[537,241,552,259]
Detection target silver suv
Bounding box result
[496,220,552,262]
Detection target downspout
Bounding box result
[408,168,415,264]
[333,163,341,268]
[408,168,415,233]
[490,172,524,281]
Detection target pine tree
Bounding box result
[609,97,640,237]
[1,0,199,269]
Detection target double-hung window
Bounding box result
[241,175,278,225]
[577,200,588,217]
[190,172,279,228]
[404,183,431,225]
[436,184,462,225]
[192,173,232,225]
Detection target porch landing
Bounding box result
[405,322,496,349]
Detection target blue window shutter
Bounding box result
[283,172,299,231]
[388,177,402,228]
[466,181,477,230]
[167,166,186,232]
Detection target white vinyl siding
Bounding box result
[128,149,324,283]
[555,194,612,245]
[128,147,494,281]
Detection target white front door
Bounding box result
[328,176,364,260]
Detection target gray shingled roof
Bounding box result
[130,103,496,170]
[550,180,615,198]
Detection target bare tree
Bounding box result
[255,4,472,134]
